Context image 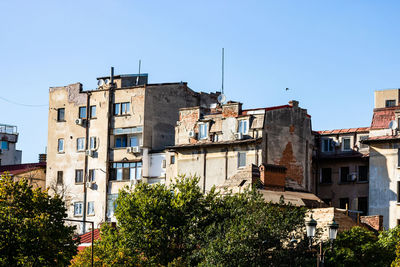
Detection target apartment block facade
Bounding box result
[166,100,314,193]
[0,123,22,166]
[46,72,218,232]
[315,128,369,216]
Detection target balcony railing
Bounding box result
[0,124,18,134]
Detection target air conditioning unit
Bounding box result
[188,130,196,138]
[75,118,84,126]
[347,173,357,182]
[234,132,243,140]
[127,146,140,153]
[86,181,96,189]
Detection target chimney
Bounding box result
[259,164,286,191]
[289,100,299,107]
[38,153,46,163]
[222,102,242,118]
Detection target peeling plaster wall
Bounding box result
[263,106,313,192]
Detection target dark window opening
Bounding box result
[322,199,331,206]
[386,99,396,107]
[115,135,127,148]
[358,166,368,182]
[320,168,332,183]
[340,167,350,183]
[339,198,349,209]
[57,171,63,185]
[358,197,368,215]
[57,108,65,121]
[75,169,83,183]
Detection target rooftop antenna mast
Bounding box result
[221,48,224,94]
[136,60,141,85]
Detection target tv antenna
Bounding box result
[221,48,224,94]
[136,60,141,85]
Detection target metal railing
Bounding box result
[0,124,17,134]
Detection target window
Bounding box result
[397,181,400,203]
[1,141,9,150]
[57,139,64,152]
[75,169,83,183]
[90,137,97,150]
[115,135,127,148]
[114,102,130,115]
[358,197,368,215]
[342,137,351,151]
[107,194,118,218]
[57,108,65,121]
[77,138,85,151]
[170,155,175,164]
[386,99,396,107]
[74,202,83,216]
[90,106,96,118]
[238,120,249,134]
[79,107,87,119]
[57,171,63,185]
[110,162,142,181]
[129,136,139,147]
[199,123,208,139]
[322,138,334,152]
[358,166,368,182]
[339,198,349,209]
[359,135,369,149]
[397,148,400,170]
[87,201,95,215]
[340,167,350,183]
[320,168,332,183]
[238,152,246,168]
[88,169,95,182]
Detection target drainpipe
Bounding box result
[104,67,114,222]
[203,149,207,193]
[82,92,91,233]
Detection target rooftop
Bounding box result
[0,162,46,176]
[317,127,370,135]
[0,124,18,135]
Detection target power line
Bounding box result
[0,96,48,107]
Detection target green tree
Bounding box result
[0,172,78,266]
[325,226,400,267]
[72,176,309,266]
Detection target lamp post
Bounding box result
[305,215,339,267]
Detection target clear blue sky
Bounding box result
[1,0,400,163]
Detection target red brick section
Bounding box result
[360,215,383,231]
[259,164,286,191]
[277,142,304,185]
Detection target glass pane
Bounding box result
[130,162,136,168]
[116,169,123,181]
[116,163,123,168]
[136,166,142,179]
[123,163,130,168]
[114,103,120,115]
[130,167,136,180]
[90,106,96,118]
[79,107,86,119]
[130,136,138,146]
[137,162,142,167]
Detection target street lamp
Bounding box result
[305,215,339,267]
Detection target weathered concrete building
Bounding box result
[0,123,22,165]
[166,100,314,193]
[46,71,218,232]
[363,89,400,229]
[315,128,369,216]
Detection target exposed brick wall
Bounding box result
[360,215,383,231]
[277,142,304,184]
[259,164,286,191]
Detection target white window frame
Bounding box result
[74,202,83,216]
[238,152,246,168]
[77,137,85,151]
[57,138,64,153]
[87,201,95,216]
[340,136,353,152]
[198,123,208,140]
[238,119,249,134]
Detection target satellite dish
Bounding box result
[389,120,398,130]
[217,94,226,104]
[97,79,105,87]
[105,78,110,85]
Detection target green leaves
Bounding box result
[0,172,78,266]
[73,175,308,266]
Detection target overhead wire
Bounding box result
[0,96,48,107]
